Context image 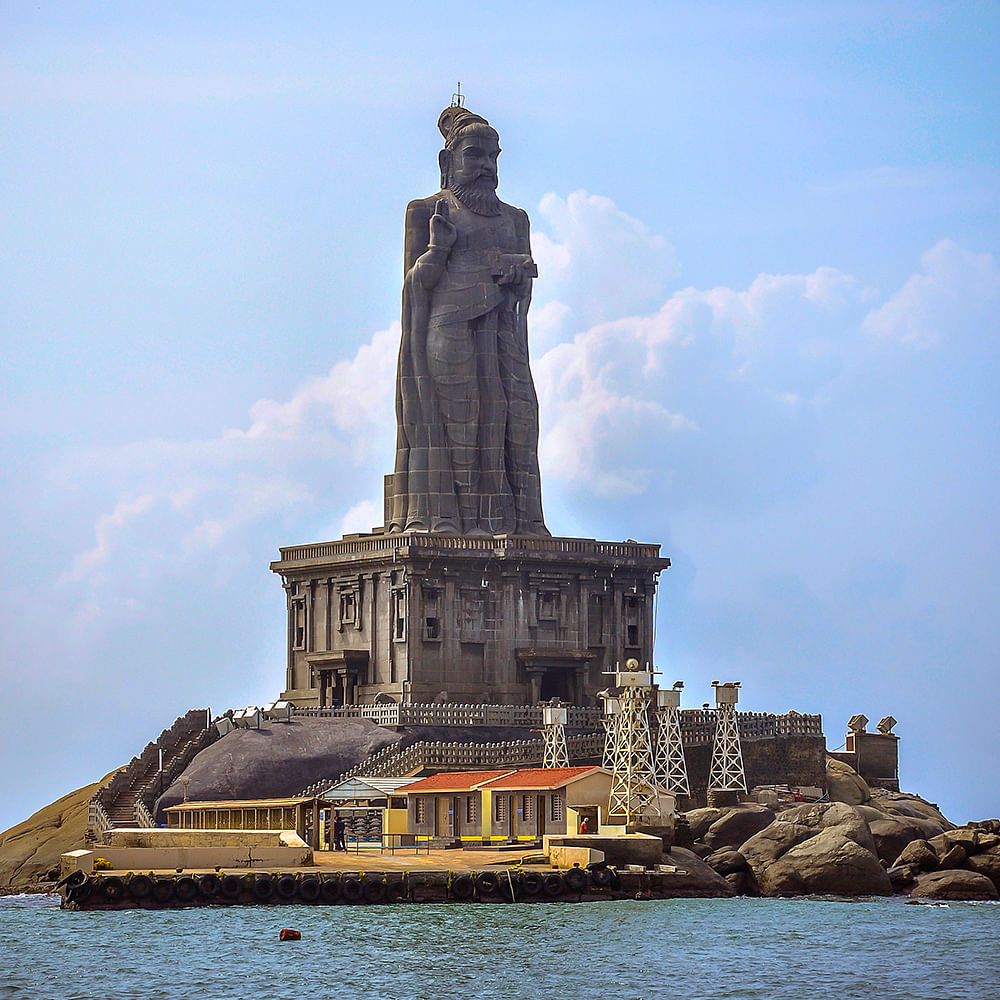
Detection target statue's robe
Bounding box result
[389,189,547,536]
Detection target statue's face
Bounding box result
[449,133,500,190]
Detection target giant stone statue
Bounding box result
[387,104,549,537]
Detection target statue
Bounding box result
[387,104,549,537]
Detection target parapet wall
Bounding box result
[683,734,827,808]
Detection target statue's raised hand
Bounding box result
[428,198,457,251]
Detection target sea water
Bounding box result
[1,893,998,1000]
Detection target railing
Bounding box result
[293,702,603,728]
[298,733,604,798]
[88,798,112,839]
[89,708,218,830]
[134,800,155,829]
[274,533,665,565]
[676,710,824,744]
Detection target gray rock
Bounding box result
[826,757,870,805]
[893,839,938,871]
[966,848,1000,891]
[705,848,748,876]
[740,802,890,897]
[911,869,999,901]
[887,863,920,889]
[683,807,726,842]
[867,816,945,866]
[939,844,968,869]
[703,806,775,851]
[661,847,735,898]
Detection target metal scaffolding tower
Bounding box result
[606,660,662,825]
[541,703,569,768]
[708,681,747,793]
[653,682,690,796]
[600,692,620,770]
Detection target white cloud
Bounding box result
[862,240,1000,348]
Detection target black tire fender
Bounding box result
[362,875,385,903]
[276,874,298,900]
[252,874,275,901]
[450,873,474,900]
[152,877,175,902]
[342,877,364,903]
[128,873,153,900]
[542,873,564,897]
[320,876,343,903]
[298,876,321,902]
[220,874,243,899]
[475,871,500,896]
[519,871,543,897]
[385,878,408,903]
[563,866,587,892]
[100,875,125,900]
[589,865,614,888]
[174,876,198,903]
[198,874,221,899]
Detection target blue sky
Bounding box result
[2,1,998,831]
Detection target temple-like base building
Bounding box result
[272,531,669,708]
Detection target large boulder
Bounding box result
[826,757,870,806]
[893,839,938,871]
[704,848,748,876]
[966,848,1000,891]
[703,806,776,851]
[911,870,999,901]
[682,808,726,842]
[740,802,891,897]
[866,815,946,866]
[661,847,735,898]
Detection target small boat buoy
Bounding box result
[279,928,302,942]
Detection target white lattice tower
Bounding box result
[708,681,747,792]
[607,662,662,825]
[654,685,690,796]
[541,704,569,768]
[600,693,620,770]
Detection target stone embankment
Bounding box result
[690,757,998,901]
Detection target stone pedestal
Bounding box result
[271,532,669,708]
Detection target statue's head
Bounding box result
[437,106,502,215]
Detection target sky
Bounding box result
[2,1,998,832]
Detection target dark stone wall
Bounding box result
[681,735,827,808]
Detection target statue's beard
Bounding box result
[450,177,502,217]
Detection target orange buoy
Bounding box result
[279,928,302,942]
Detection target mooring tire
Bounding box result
[519,871,543,897]
[276,874,298,900]
[362,876,385,903]
[342,877,363,903]
[68,877,92,902]
[99,875,125,901]
[563,866,587,892]
[320,876,342,903]
[128,873,153,900]
[589,866,613,888]
[64,869,87,890]
[252,874,275,901]
[475,871,500,896]
[298,876,321,902]
[220,874,243,900]
[198,874,221,899]
[174,876,198,903]
[152,877,175,903]
[385,878,407,903]
[450,873,474,900]
[542,873,564,897]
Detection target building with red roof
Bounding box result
[403,766,625,844]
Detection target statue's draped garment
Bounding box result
[389,189,547,536]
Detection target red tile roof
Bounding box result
[480,767,603,790]
[400,770,516,793]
